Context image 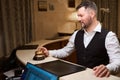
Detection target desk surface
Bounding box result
[16,50,120,80]
[16,38,120,80]
[16,50,58,65]
[60,68,120,80]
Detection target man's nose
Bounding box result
[78,17,81,22]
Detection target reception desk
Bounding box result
[16,37,120,80]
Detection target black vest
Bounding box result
[75,28,109,68]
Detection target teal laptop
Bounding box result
[21,60,86,80]
[21,62,58,80]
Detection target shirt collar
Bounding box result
[94,22,102,33]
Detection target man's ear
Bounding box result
[90,10,96,18]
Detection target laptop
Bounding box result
[21,62,58,80]
[21,60,86,80]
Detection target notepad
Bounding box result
[36,60,86,77]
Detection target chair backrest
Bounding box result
[21,62,58,80]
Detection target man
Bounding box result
[37,0,120,77]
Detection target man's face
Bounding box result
[77,7,93,28]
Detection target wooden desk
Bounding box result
[16,49,58,65]
[60,68,120,80]
[16,37,120,80]
[24,36,77,63]
[16,49,120,80]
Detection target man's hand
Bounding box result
[93,65,110,77]
[37,47,49,57]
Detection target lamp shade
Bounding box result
[67,11,78,22]
[58,22,76,34]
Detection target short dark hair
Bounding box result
[76,0,97,14]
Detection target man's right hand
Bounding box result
[37,47,49,57]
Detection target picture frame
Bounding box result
[68,0,75,8]
[49,3,54,11]
[38,0,47,11]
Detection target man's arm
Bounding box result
[105,31,120,74]
[49,31,78,58]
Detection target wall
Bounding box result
[31,0,120,41]
[31,0,81,41]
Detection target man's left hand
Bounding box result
[93,65,110,77]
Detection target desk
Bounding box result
[16,36,70,65]
[16,49,58,65]
[16,49,120,80]
[60,69,120,80]
[16,37,120,80]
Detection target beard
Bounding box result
[81,22,85,28]
[81,17,92,29]
[80,22,88,29]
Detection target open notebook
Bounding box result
[21,60,86,80]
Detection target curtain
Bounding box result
[0,0,32,57]
[91,0,118,34]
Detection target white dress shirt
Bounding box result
[49,23,120,74]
